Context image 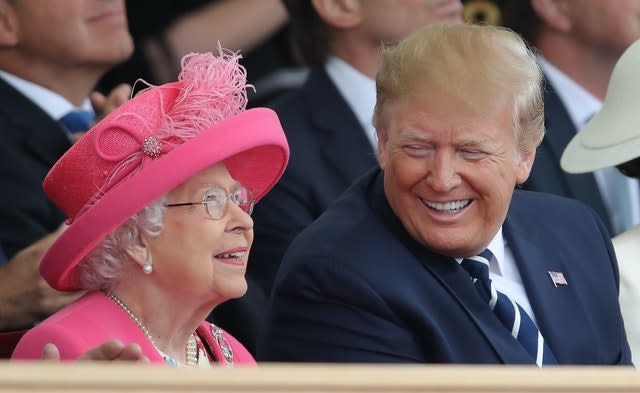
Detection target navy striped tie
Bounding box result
[460,249,557,366]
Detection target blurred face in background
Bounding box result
[359,0,463,46]
[1,0,133,69]
[546,0,640,57]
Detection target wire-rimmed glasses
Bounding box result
[164,185,254,219]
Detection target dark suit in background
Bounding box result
[246,0,464,298]
[522,80,612,233]
[214,67,377,354]
[0,79,69,258]
[501,0,640,236]
[258,169,631,364]
[249,67,378,294]
[230,0,465,354]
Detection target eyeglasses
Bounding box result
[164,185,254,219]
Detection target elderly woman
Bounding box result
[11,49,289,366]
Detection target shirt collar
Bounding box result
[538,55,601,129]
[454,227,505,275]
[0,70,93,121]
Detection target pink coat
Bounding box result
[11,291,255,365]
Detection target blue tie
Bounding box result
[460,249,557,366]
[60,109,94,134]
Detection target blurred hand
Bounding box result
[66,84,131,143]
[0,227,82,330]
[41,340,149,362]
[90,83,132,123]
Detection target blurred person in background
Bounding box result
[503,0,640,236]
[0,0,133,335]
[98,0,299,107]
[251,0,464,300]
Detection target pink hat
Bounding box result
[40,50,289,291]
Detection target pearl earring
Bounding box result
[141,248,153,275]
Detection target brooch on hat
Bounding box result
[142,136,163,158]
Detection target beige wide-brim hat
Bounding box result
[561,38,640,174]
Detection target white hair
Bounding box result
[74,196,167,290]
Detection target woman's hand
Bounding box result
[41,340,149,362]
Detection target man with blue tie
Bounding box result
[258,23,631,365]
[0,0,133,333]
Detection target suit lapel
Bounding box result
[503,193,595,363]
[542,80,610,230]
[0,78,71,166]
[304,68,378,185]
[421,251,535,364]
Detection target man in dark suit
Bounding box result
[0,0,133,331]
[502,0,640,236]
[258,23,631,365]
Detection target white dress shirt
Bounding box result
[0,70,93,125]
[325,56,378,152]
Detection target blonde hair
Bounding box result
[373,23,544,154]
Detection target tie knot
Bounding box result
[60,109,94,134]
[460,248,494,283]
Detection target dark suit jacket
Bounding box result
[523,78,612,234]
[0,78,70,258]
[249,66,379,294]
[258,168,631,364]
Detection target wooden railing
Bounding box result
[0,363,638,392]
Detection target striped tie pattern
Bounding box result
[460,249,557,366]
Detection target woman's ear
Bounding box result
[126,236,154,275]
[125,242,148,268]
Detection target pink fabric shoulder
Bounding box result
[12,291,255,367]
[12,292,165,363]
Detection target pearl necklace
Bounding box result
[104,290,198,367]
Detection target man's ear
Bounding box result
[531,0,572,32]
[376,127,388,170]
[311,0,362,29]
[516,149,537,185]
[0,0,19,46]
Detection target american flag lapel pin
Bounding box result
[548,271,568,287]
